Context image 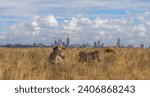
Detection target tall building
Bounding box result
[117,38,121,47]
[54,40,57,46]
[66,37,70,47]
[94,42,97,48]
[140,44,144,48]
[101,43,104,48]
[97,40,100,47]
[62,42,65,46]
[58,39,62,46]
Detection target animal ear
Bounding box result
[53,46,58,50]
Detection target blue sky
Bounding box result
[0,0,150,46]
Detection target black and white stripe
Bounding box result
[79,51,101,62]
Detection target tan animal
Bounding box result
[104,47,115,54]
[49,46,65,64]
[79,50,101,62]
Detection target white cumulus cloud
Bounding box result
[0,12,150,46]
[45,15,59,27]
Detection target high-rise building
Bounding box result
[62,42,65,46]
[101,43,104,48]
[97,40,100,47]
[94,42,97,48]
[117,38,121,47]
[86,43,89,47]
[140,44,144,48]
[54,40,57,46]
[58,39,62,46]
[66,37,70,47]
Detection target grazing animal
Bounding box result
[49,46,65,64]
[79,50,101,62]
[104,47,115,54]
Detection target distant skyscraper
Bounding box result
[101,43,104,48]
[63,42,65,46]
[94,42,97,48]
[97,40,100,47]
[54,40,57,46]
[140,44,144,48]
[66,37,70,47]
[86,43,89,47]
[58,39,62,46]
[117,38,121,47]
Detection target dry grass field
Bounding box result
[0,47,150,80]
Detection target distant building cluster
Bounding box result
[51,37,70,47]
[0,37,149,48]
[0,43,49,48]
[94,40,104,48]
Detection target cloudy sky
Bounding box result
[0,0,150,46]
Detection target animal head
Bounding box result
[79,51,84,57]
[92,51,101,61]
[79,51,88,62]
[93,50,100,56]
[53,46,65,58]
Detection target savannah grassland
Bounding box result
[0,47,150,80]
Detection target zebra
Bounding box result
[79,50,101,62]
[49,46,65,65]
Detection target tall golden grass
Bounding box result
[0,48,150,80]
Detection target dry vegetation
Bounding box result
[0,47,150,80]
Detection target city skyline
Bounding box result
[0,37,149,48]
[0,0,150,46]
